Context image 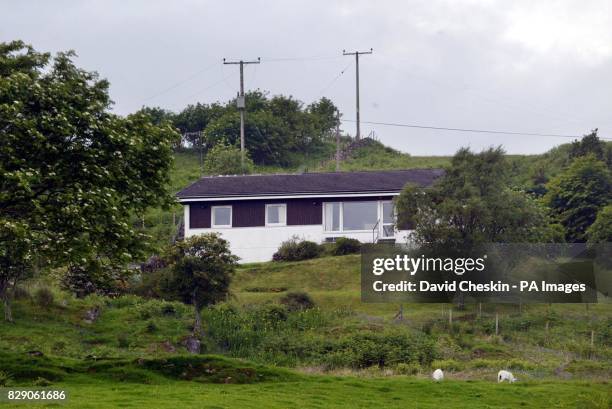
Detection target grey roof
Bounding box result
[177,169,444,199]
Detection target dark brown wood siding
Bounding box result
[188,196,396,229]
[232,201,265,227]
[287,199,322,225]
[189,203,211,228]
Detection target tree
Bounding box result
[204,110,288,165]
[587,205,612,244]
[163,234,238,336]
[203,142,254,175]
[0,41,179,319]
[543,155,612,242]
[396,147,562,250]
[569,129,612,168]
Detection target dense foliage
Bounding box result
[143,92,339,166]
[0,41,179,320]
[272,237,323,261]
[202,141,254,175]
[162,234,238,335]
[331,237,362,255]
[396,147,563,249]
[543,155,611,243]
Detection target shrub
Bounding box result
[279,292,315,312]
[331,237,361,255]
[145,321,158,333]
[33,377,52,387]
[13,286,30,300]
[34,287,54,309]
[395,362,420,375]
[430,359,464,372]
[117,333,130,348]
[272,237,322,261]
[0,371,12,386]
[61,263,133,298]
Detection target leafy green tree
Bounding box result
[136,106,176,126]
[587,205,612,243]
[307,97,339,135]
[173,102,227,145]
[203,142,254,175]
[544,155,612,242]
[195,91,338,165]
[163,234,238,336]
[569,130,612,167]
[205,110,288,165]
[0,41,179,319]
[396,147,562,249]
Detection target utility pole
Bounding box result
[342,48,372,140]
[223,57,260,170]
[335,109,341,171]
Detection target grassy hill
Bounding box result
[1,254,610,408]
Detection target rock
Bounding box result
[27,350,44,357]
[182,336,201,354]
[84,306,101,324]
[161,340,176,353]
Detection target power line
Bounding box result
[183,73,235,100]
[317,61,353,96]
[341,119,612,140]
[142,62,218,102]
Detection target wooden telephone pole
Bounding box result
[342,48,372,140]
[222,57,260,169]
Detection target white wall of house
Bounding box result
[183,204,411,263]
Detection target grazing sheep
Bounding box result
[432,368,444,381]
[497,370,517,383]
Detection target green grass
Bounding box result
[1,254,611,408]
[1,378,609,408]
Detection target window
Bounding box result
[381,201,395,237]
[323,200,397,236]
[343,201,378,231]
[266,204,287,226]
[211,206,232,227]
[324,202,341,231]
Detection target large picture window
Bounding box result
[211,206,232,227]
[342,201,378,231]
[324,200,389,232]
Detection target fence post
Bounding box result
[478,302,482,319]
[449,308,453,328]
[591,330,595,347]
[495,313,499,336]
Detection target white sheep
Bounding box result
[432,368,444,381]
[497,370,517,383]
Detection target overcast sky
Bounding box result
[2,0,611,155]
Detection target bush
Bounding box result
[61,263,133,298]
[272,237,322,261]
[145,321,158,333]
[13,286,30,300]
[331,237,361,255]
[117,333,130,348]
[34,287,54,309]
[279,292,315,312]
[33,377,52,387]
[430,359,464,372]
[395,362,420,375]
[0,371,12,386]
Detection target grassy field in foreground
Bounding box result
[2,378,609,409]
